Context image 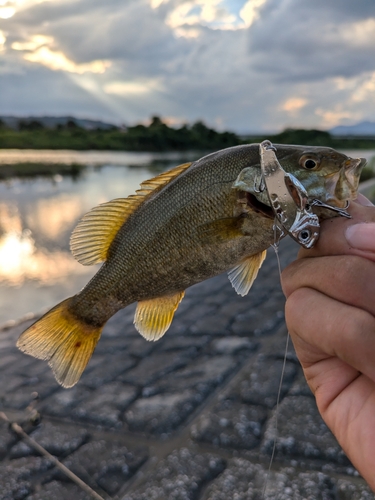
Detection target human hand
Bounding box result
[282,195,375,490]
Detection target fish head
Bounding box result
[276,145,366,208]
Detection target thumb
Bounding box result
[344,195,375,257]
[345,222,375,258]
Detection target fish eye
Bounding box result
[299,155,320,170]
[304,159,317,169]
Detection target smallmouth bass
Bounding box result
[17,144,365,387]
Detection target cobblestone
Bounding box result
[72,382,138,427]
[202,458,338,500]
[27,480,92,500]
[262,395,349,464]
[191,399,268,449]
[122,448,226,500]
[9,421,89,458]
[237,354,298,408]
[59,440,148,496]
[0,237,373,498]
[125,389,202,434]
[0,456,53,500]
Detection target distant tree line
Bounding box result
[0,116,239,151]
[0,116,374,151]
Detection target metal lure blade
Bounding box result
[259,140,320,249]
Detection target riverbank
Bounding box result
[0,147,374,180]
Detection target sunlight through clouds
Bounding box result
[104,81,161,95]
[150,0,168,8]
[1,0,375,131]
[11,33,111,74]
[0,6,15,18]
[24,46,111,73]
[240,0,267,27]
[160,0,267,36]
[12,35,53,51]
[0,29,5,50]
[0,0,50,18]
[67,74,128,121]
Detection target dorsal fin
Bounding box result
[70,162,192,265]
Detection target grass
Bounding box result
[0,162,86,180]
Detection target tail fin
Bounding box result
[16,298,103,388]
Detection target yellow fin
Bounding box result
[71,162,192,265]
[196,217,244,244]
[16,298,102,388]
[134,291,185,341]
[228,250,267,296]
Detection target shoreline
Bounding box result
[0,147,374,180]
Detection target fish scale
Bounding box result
[16,143,365,387]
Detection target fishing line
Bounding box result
[261,231,291,499]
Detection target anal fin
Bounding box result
[228,250,267,296]
[134,291,185,341]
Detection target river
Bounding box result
[0,150,199,326]
[0,148,374,327]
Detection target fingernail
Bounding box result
[345,223,375,251]
[355,193,374,207]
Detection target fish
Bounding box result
[16,143,365,388]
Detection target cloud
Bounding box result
[0,6,16,19]
[0,65,121,121]
[248,0,375,82]
[9,30,111,74]
[150,0,267,36]
[23,46,110,73]
[1,0,375,131]
[0,29,5,50]
[281,98,307,113]
[11,34,53,51]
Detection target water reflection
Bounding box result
[0,229,84,285]
[0,150,198,325]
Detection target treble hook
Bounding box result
[309,199,351,219]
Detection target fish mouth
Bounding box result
[245,192,274,218]
[345,157,366,185]
[325,156,366,206]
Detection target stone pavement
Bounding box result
[0,238,373,500]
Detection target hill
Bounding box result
[330,121,375,136]
[0,115,118,131]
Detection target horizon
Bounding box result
[1,1,375,133]
[1,114,375,137]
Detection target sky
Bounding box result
[0,0,375,133]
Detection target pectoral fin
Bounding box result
[228,250,267,296]
[134,291,185,341]
[196,217,245,244]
